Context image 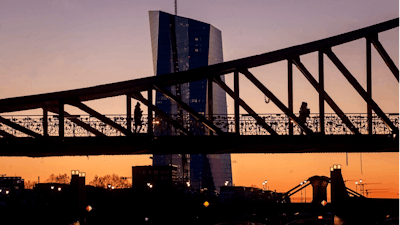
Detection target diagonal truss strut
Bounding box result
[153,84,225,135]
[213,76,278,135]
[292,57,360,135]
[47,106,106,137]
[68,101,132,136]
[130,92,193,136]
[240,68,314,136]
[325,48,398,134]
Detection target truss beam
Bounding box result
[147,88,153,136]
[318,51,325,134]
[42,107,48,136]
[241,69,314,136]
[369,35,399,81]
[288,59,294,135]
[0,129,16,138]
[47,106,106,137]
[325,49,398,134]
[214,77,278,135]
[0,19,397,114]
[59,100,64,138]
[207,77,214,136]
[234,70,240,135]
[130,92,193,136]
[68,101,131,136]
[366,38,373,135]
[292,57,360,135]
[153,85,225,135]
[127,95,132,133]
[0,116,42,138]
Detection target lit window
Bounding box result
[195,38,198,41]
[195,49,198,52]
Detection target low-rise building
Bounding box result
[132,165,178,190]
[220,186,289,203]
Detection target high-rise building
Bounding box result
[149,10,232,192]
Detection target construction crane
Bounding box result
[358,182,382,196]
[344,179,358,185]
[364,188,389,197]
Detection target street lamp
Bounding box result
[355,181,358,193]
[225,180,229,186]
[304,180,307,203]
[262,180,267,191]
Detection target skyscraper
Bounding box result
[149,10,232,192]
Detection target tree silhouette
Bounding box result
[45,173,71,184]
[89,174,131,189]
[24,180,38,189]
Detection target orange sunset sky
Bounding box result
[0,0,398,201]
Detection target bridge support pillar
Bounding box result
[308,176,329,204]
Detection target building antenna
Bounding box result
[175,0,177,15]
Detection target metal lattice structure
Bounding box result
[0,18,398,156]
[0,113,398,137]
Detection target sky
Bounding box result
[0,0,398,201]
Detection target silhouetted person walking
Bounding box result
[299,102,310,135]
[134,102,143,133]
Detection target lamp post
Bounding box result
[355,181,358,193]
[262,180,267,191]
[300,181,303,203]
[304,180,307,203]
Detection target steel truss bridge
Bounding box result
[0,19,398,157]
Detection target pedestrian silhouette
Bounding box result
[134,102,143,133]
[299,102,310,135]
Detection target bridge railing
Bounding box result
[0,113,398,137]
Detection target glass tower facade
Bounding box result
[149,11,232,192]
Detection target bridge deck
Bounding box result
[0,134,397,157]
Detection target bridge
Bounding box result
[0,18,398,157]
